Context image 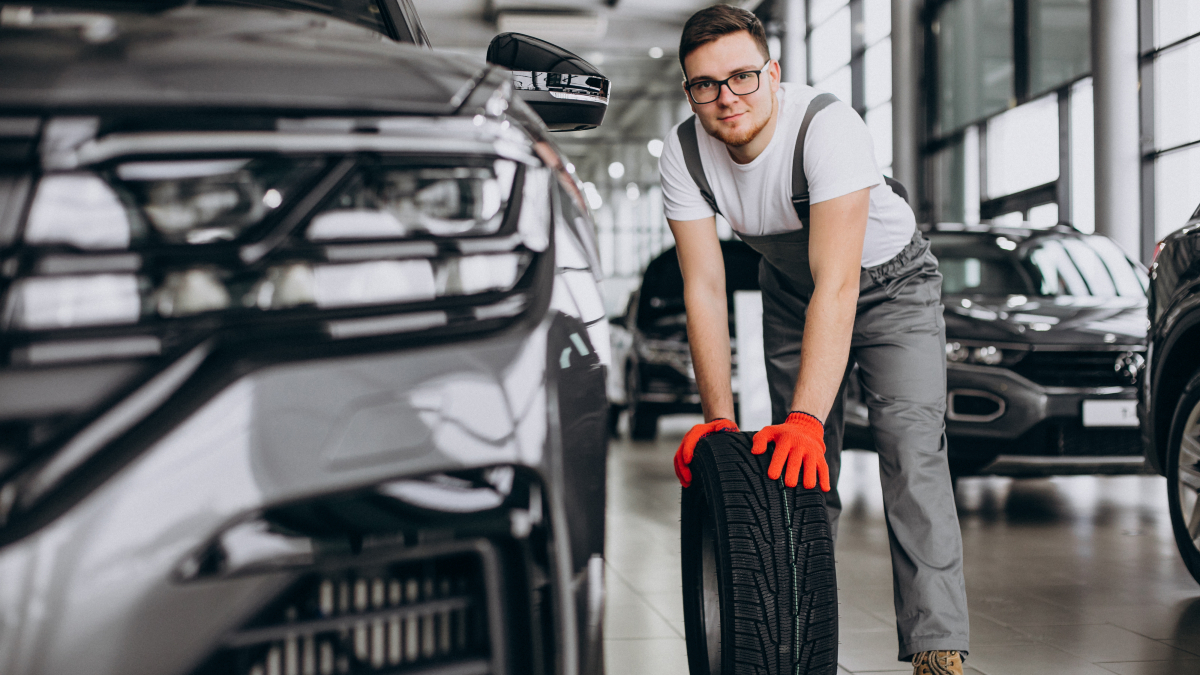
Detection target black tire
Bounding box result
[607,405,622,437]
[1166,370,1200,585]
[681,431,838,675]
[629,403,659,440]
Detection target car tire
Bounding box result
[1166,369,1200,585]
[680,431,838,675]
[629,403,659,440]
[607,405,622,437]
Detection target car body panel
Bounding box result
[1141,213,1200,475]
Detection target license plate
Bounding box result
[1081,399,1138,427]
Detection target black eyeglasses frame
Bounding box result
[682,61,773,105]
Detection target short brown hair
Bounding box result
[678,4,770,78]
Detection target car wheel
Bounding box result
[626,364,658,440]
[1166,369,1200,585]
[607,405,622,437]
[681,431,838,675]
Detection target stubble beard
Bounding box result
[705,93,776,147]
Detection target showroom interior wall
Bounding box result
[918,0,1200,263]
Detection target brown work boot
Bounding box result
[912,650,964,675]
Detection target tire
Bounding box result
[1166,369,1200,585]
[629,403,659,440]
[681,431,838,675]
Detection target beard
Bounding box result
[702,94,776,147]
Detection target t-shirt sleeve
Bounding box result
[802,100,882,205]
[659,124,717,221]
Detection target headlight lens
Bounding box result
[945,341,1025,366]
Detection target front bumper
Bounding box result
[945,362,1147,476]
[0,313,606,675]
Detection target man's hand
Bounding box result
[751,412,830,490]
[674,418,740,487]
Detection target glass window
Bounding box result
[936,0,1014,134]
[1069,78,1094,233]
[864,38,892,109]
[866,103,893,169]
[863,0,891,47]
[815,65,853,104]
[810,0,850,27]
[1154,39,1200,151]
[811,6,852,82]
[985,94,1059,197]
[1155,144,1200,239]
[1029,0,1090,95]
[931,139,965,223]
[1028,202,1059,228]
[1155,0,1200,49]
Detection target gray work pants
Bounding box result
[753,232,970,661]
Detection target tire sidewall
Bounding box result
[1166,370,1200,584]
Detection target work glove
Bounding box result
[674,418,740,487]
[751,411,831,491]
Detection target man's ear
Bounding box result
[769,59,782,92]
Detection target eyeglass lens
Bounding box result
[687,70,761,104]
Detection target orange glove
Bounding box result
[674,418,739,487]
[751,412,831,491]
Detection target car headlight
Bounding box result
[945,341,1026,366]
[3,157,543,333]
[639,339,692,376]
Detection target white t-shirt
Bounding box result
[660,83,916,268]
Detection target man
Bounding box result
[662,6,969,673]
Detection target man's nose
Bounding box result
[716,82,741,107]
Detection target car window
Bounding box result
[930,232,1147,298]
[200,0,392,35]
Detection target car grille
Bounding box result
[1002,419,1142,457]
[1010,351,1135,388]
[199,549,496,675]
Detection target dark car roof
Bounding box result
[0,4,482,115]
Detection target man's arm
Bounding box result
[667,216,734,422]
[789,187,871,420]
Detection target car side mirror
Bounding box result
[486,32,609,132]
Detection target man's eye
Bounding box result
[693,82,716,91]
[734,72,754,81]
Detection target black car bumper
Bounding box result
[944,362,1147,476]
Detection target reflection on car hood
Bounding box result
[0,6,487,114]
[944,295,1148,346]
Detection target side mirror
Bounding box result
[486,33,609,132]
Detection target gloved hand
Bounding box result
[751,411,831,491]
[674,418,740,487]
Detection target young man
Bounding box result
[662,6,969,673]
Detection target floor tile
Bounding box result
[603,638,689,675]
[1014,624,1191,663]
[966,643,1129,675]
[1095,660,1200,675]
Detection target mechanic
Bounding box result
[662,5,969,673]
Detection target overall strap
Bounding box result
[677,115,721,216]
[790,93,839,222]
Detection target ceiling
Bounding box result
[411,0,744,181]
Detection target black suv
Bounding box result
[0,2,613,674]
[1140,200,1200,585]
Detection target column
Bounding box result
[891,0,921,197]
[1091,0,1141,256]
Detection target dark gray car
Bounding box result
[0,2,612,674]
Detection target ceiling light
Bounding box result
[608,161,625,179]
[648,47,663,59]
[496,11,607,42]
[647,139,664,158]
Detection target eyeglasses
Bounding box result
[683,62,771,105]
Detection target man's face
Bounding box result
[682,31,780,148]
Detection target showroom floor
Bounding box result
[603,415,1200,675]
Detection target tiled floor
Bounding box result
[604,415,1200,675]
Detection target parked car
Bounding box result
[0,2,613,674]
[1140,200,1200,585]
[926,223,1149,477]
[609,240,760,439]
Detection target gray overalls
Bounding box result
[678,95,970,661]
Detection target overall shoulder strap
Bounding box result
[677,116,721,216]
[791,93,839,221]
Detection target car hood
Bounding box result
[0,6,488,115]
[943,294,1148,346]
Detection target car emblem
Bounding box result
[1114,351,1145,384]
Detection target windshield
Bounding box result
[930,232,1147,299]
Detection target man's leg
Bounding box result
[761,279,851,538]
[853,262,969,661]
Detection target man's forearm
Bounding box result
[789,282,859,421]
[685,291,736,422]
